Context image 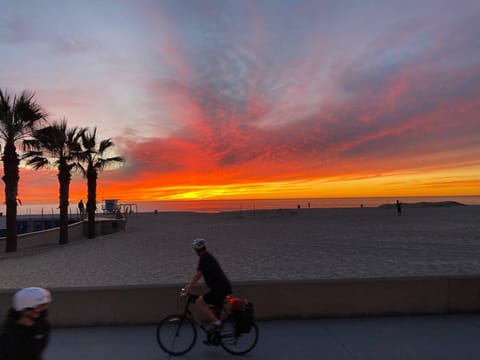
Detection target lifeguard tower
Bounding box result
[102,199,119,214]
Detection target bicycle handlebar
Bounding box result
[180,288,234,304]
[180,288,200,303]
[187,293,199,302]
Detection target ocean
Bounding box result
[10,195,480,215]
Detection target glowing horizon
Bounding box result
[1,0,479,204]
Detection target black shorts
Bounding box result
[203,289,230,306]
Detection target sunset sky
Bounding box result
[0,0,479,205]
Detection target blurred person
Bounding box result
[0,287,52,360]
[77,199,85,219]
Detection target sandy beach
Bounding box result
[0,205,479,290]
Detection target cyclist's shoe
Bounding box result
[206,323,221,334]
[203,330,221,346]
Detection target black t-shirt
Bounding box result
[197,251,232,293]
[0,312,50,360]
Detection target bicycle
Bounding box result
[156,290,259,356]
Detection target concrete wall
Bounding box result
[94,218,127,236]
[15,221,85,250]
[1,277,480,327]
[0,218,126,251]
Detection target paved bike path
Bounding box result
[46,314,480,359]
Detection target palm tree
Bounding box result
[0,90,46,252]
[80,128,124,239]
[23,119,84,245]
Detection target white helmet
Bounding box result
[13,287,52,311]
[192,238,207,250]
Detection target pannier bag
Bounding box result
[229,297,254,333]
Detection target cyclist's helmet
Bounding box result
[192,238,207,250]
[13,287,52,311]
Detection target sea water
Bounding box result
[9,195,480,215]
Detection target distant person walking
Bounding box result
[78,199,85,219]
[396,200,402,216]
[0,287,52,360]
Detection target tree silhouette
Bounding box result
[79,128,124,238]
[0,90,46,252]
[23,119,84,244]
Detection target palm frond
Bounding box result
[15,91,48,125]
[23,118,85,173]
[96,156,125,169]
[22,138,41,152]
[98,138,114,154]
[0,89,47,143]
[25,156,49,170]
[79,127,124,174]
[21,150,43,160]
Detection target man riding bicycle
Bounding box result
[183,238,232,334]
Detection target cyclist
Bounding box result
[183,238,232,334]
[0,287,52,360]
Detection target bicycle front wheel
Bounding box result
[156,314,197,356]
[220,317,259,355]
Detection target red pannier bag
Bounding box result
[228,297,254,333]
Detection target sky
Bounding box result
[0,0,479,204]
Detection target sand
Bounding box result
[0,206,479,290]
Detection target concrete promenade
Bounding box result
[46,314,480,359]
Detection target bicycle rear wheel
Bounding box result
[220,317,259,355]
[156,314,197,356]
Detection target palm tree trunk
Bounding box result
[86,166,97,239]
[2,142,19,252]
[58,165,71,245]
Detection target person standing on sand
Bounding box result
[0,287,52,360]
[183,238,232,337]
[396,200,402,216]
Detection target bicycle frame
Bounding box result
[180,293,228,334]
[156,291,259,356]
